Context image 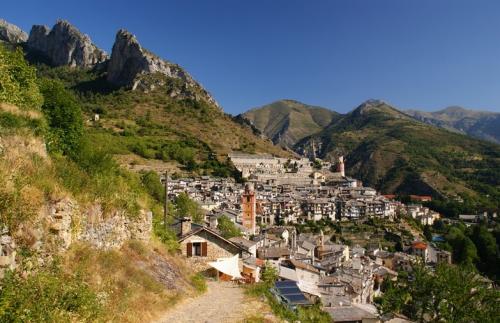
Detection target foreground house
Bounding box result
[172,217,245,272]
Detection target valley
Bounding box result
[0,12,499,323]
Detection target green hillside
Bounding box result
[242,99,339,148]
[296,100,500,213]
[33,65,291,178]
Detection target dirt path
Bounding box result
[155,281,277,323]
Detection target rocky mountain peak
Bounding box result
[0,19,28,43]
[351,99,407,119]
[26,20,107,68]
[107,28,220,108]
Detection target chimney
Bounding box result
[209,215,218,229]
[180,217,192,236]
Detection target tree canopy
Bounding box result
[217,215,242,239]
[39,79,84,158]
[174,192,204,223]
[0,45,43,110]
[378,263,499,322]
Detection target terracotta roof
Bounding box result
[412,241,428,250]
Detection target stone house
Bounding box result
[279,259,324,296]
[173,218,245,271]
[411,241,428,262]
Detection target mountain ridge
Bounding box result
[405,106,500,144]
[241,99,339,148]
[295,100,500,210]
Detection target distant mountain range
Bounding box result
[242,100,500,209]
[241,100,340,147]
[405,106,500,144]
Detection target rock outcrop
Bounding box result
[46,199,152,251]
[0,229,17,279]
[107,29,219,108]
[0,19,28,43]
[26,20,107,68]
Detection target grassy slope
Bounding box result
[37,66,292,177]
[242,99,339,147]
[0,46,204,321]
[0,102,201,322]
[297,101,500,211]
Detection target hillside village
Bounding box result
[0,12,499,323]
[161,153,460,322]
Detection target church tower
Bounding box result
[241,183,256,235]
[338,156,345,177]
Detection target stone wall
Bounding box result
[0,228,16,279]
[48,200,152,250]
[180,230,241,272]
[78,204,152,249]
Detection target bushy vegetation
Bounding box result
[174,192,204,223]
[433,221,500,281]
[39,79,84,157]
[377,263,500,322]
[217,215,242,239]
[190,273,207,294]
[0,44,43,110]
[0,263,101,322]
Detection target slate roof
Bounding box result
[324,304,377,322]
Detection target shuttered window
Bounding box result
[201,242,208,257]
[187,242,192,257]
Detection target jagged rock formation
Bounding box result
[0,19,28,43]
[26,20,107,68]
[107,29,219,108]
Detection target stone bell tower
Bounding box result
[241,183,256,235]
[338,156,345,177]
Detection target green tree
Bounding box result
[0,45,43,110]
[379,263,499,322]
[470,225,499,279]
[39,79,84,157]
[217,215,242,239]
[261,262,278,286]
[174,192,204,223]
[140,170,164,203]
[446,226,478,265]
[423,225,433,241]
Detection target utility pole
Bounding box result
[163,170,168,231]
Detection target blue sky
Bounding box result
[4,0,500,113]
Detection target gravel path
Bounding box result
[156,281,276,323]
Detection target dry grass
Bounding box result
[63,240,196,323]
[0,102,43,119]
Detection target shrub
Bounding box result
[0,265,101,322]
[39,79,84,158]
[217,215,242,239]
[0,45,43,110]
[190,273,207,293]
